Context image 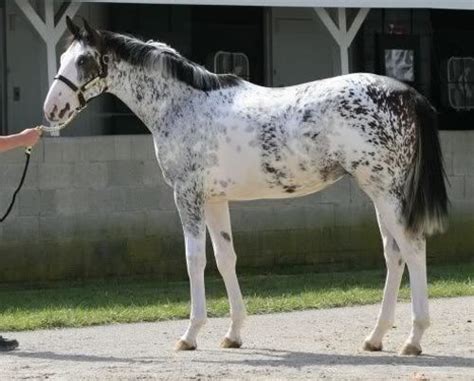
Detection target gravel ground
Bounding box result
[1,297,472,380]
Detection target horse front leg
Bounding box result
[174,188,207,351]
[205,201,246,348]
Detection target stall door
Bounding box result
[271,8,339,87]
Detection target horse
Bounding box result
[43,17,448,356]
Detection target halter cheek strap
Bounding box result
[54,74,87,108]
[53,54,109,110]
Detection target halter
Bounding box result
[43,54,109,134]
[53,54,109,111]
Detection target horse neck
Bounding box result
[106,59,186,132]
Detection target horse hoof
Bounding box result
[362,340,382,352]
[175,339,196,351]
[400,343,422,356]
[220,337,242,349]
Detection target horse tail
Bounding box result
[402,94,449,236]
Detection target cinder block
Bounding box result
[106,211,146,237]
[453,153,474,176]
[334,203,375,227]
[231,204,334,232]
[131,137,155,161]
[447,176,465,200]
[55,189,90,216]
[0,164,28,187]
[302,204,335,229]
[60,138,83,163]
[143,161,164,187]
[38,164,73,189]
[18,189,41,216]
[80,138,115,162]
[2,216,39,242]
[88,188,128,213]
[443,152,454,176]
[349,178,371,205]
[107,161,144,186]
[114,136,132,160]
[449,131,474,154]
[76,211,108,232]
[439,132,452,155]
[285,192,322,207]
[39,190,57,216]
[29,140,45,163]
[39,215,77,240]
[145,210,181,237]
[235,198,285,210]
[445,200,473,220]
[43,139,63,163]
[128,186,174,211]
[73,162,108,189]
[23,163,39,190]
[0,149,23,164]
[465,177,474,200]
[319,177,351,203]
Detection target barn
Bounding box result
[0,0,473,282]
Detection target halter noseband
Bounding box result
[54,54,109,110]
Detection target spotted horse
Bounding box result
[44,17,448,356]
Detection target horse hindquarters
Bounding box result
[360,94,448,355]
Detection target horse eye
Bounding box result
[77,57,85,66]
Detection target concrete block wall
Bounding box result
[0,132,472,283]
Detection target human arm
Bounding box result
[0,129,41,153]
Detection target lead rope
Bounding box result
[0,113,78,222]
[0,147,32,222]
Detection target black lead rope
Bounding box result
[0,148,32,222]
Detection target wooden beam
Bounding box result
[346,8,370,47]
[55,2,82,43]
[314,7,370,75]
[314,8,342,46]
[15,0,48,41]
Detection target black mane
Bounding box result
[84,30,243,92]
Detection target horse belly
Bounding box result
[207,142,340,201]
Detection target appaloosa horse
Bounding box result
[43,17,448,355]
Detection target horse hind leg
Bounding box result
[371,197,429,355]
[205,201,246,348]
[363,207,405,352]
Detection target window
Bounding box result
[213,51,250,80]
[447,57,474,111]
[384,49,415,82]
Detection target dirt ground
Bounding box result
[0,297,472,380]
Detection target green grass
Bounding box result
[0,263,472,331]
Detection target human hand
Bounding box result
[18,128,41,147]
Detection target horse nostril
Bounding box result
[47,104,58,121]
[58,103,70,119]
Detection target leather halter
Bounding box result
[54,54,109,110]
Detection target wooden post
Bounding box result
[15,0,81,135]
[314,7,370,75]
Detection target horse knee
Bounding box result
[186,253,207,274]
[384,238,404,268]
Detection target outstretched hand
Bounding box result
[18,127,42,147]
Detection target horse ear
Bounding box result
[82,18,100,46]
[66,16,80,39]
